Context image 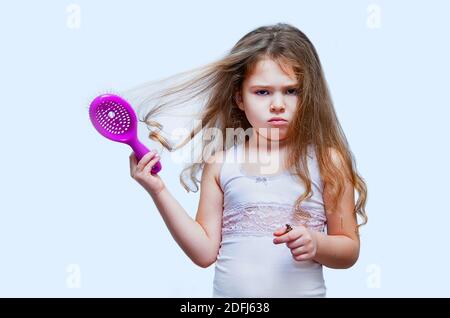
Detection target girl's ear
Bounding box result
[234,90,244,111]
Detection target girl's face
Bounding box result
[235,57,299,144]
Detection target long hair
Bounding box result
[122,23,368,227]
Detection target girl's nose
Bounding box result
[270,104,285,112]
[270,93,285,111]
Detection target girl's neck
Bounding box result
[242,135,289,175]
[245,135,288,154]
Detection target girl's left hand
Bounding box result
[273,225,318,262]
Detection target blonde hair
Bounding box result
[122,23,368,227]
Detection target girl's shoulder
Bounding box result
[204,150,227,187]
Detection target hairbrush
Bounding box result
[89,93,162,174]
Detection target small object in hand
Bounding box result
[285,224,293,233]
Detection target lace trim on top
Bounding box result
[222,201,326,238]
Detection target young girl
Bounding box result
[127,23,367,298]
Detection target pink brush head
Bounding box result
[89,93,162,174]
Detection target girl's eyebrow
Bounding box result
[249,83,298,89]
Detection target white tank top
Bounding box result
[212,142,327,297]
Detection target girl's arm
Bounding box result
[312,149,360,269]
[149,153,224,268]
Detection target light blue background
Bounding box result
[1,0,449,297]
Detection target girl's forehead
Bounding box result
[245,57,298,85]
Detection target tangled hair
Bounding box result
[122,23,368,227]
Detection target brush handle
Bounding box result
[129,139,162,174]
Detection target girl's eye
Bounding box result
[255,90,269,96]
[255,89,299,96]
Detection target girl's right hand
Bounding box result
[129,151,165,196]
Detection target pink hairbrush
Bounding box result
[89,93,162,174]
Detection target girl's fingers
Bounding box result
[294,253,313,261]
[130,152,137,164]
[286,237,305,249]
[274,231,295,244]
[273,226,288,236]
[136,151,158,171]
[273,227,306,244]
[129,152,137,174]
[291,245,308,256]
[143,153,160,174]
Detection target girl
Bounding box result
[127,23,367,298]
